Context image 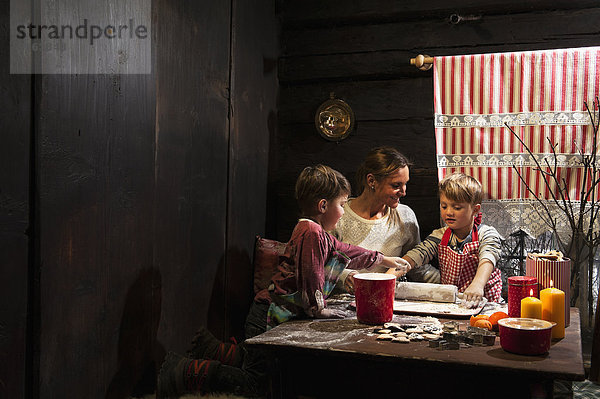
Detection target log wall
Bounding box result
[0,0,279,397]
[269,0,600,241]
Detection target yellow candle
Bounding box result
[540,284,565,339]
[521,296,542,319]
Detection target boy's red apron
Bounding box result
[438,227,502,302]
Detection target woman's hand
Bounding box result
[462,283,484,309]
[314,307,347,319]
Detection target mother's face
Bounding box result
[373,166,409,208]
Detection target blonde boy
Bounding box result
[391,172,502,306]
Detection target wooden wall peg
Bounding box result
[410,54,433,71]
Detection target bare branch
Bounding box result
[547,138,577,223]
[506,124,576,231]
[510,164,559,232]
[503,99,600,320]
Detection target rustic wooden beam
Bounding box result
[282,0,600,27]
[280,39,600,84]
[280,78,433,124]
[282,8,600,57]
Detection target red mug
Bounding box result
[353,273,396,325]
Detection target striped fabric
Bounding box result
[433,47,600,238]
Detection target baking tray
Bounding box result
[392,298,486,318]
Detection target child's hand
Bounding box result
[314,308,347,319]
[381,256,411,275]
[462,284,484,308]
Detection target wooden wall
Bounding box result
[226,0,280,339]
[0,0,278,397]
[269,0,600,241]
[0,1,31,398]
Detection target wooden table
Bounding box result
[245,308,585,398]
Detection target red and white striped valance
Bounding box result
[433,47,600,238]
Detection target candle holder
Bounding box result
[526,256,571,327]
[507,276,538,318]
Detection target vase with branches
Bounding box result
[504,99,600,328]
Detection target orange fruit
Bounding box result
[473,319,493,331]
[469,314,489,326]
[488,311,509,331]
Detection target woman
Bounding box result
[333,147,440,292]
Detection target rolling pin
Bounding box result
[395,282,458,303]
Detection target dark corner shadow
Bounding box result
[207,253,226,340]
[207,247,253,342]
[105,267,166,399]
[263,56,277,75]
[265,109,279,240]
[486,347,548,362]
[225,247,253,341]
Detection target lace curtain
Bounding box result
[433,47,600,240]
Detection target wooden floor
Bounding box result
[127,380,599,398]
[162,380,596,398]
